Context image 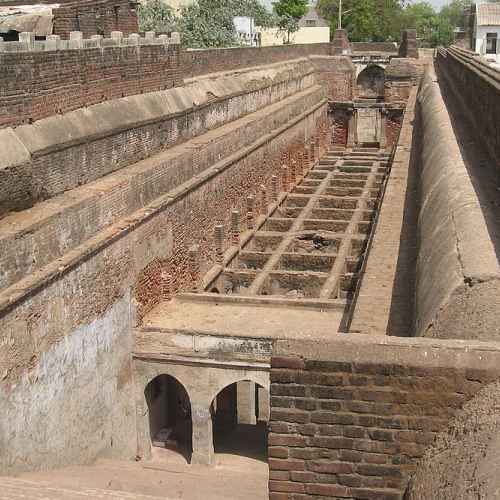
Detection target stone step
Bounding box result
[0,477,170,500]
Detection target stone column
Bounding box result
[347,110,357,147]
[332,29,351,56]
[379,110,387,149]
[191,404,214,465]
[237,381,256,425]
[257,386,270,422]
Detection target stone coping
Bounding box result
[0,30,180,52]
[275,334,500,370]
[0,93,327,314]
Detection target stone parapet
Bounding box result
[269,335,500,499]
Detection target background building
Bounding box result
[471,2,500,62]
[258,4,330,46]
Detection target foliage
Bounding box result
[173,0,274,48]
[138,0,176,32]
[317,0,471,47]
[317,0,405,42]
[273,0,308,43]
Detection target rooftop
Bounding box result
[476,2,500,26]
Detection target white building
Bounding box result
[473,2,500,63]
[258,4,330,47]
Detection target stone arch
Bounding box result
[210,379,269,464]
[144,373,193,463]
[356,64,386,98]
[207,372,270,407]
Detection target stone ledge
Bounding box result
[274,334,500,370]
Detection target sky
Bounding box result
[427,0,450,9]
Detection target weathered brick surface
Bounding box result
[183,43,332,79]
[437,46,500,169]
[0,42,181,129]
[331,110,349,146]
[134,101,328,319]
[269,337,500,499]
[0,59,315,219]
[0,83,324,294]
[52,0,138,38]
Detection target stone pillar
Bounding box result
[398,29,418,58]
[257,386,270,422]
[347,110,357,147]
[191,405,214,465]
[237,381,256,425]
[332,29,351,56]
[379,110,387,149]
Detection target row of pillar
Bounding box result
[212,122,331,265]
[160,119,331,297]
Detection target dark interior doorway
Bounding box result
[211,381,269,463]
[357,65,385,98]
[145,374,192,463]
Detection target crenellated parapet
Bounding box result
[0,30,180,52]
[0,30,183,128]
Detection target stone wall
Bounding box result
[437,46,500,171]
[312,56,355,101]
[268,336,500,500]
[415,64,500,340]
[183,43,332,79]
[0,59,318,290]
[0,57,328,473]
[0,32,182,129]
[51,0,139,38]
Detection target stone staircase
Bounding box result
[0,477,170,499]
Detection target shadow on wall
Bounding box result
[357,65,385,98]
[144,376,269,465]
[145,374,193,463]
[211,381,269,464]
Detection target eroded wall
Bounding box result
[0,55,328,474]
[415,65,500,340]
[268,337,500,500]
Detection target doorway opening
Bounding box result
[211,380,269,463]
[145,374,192,463]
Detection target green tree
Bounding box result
[273,0,308,43]
[138,0,176,32]
[317,0,405,42]
[177,0,274,48]
[401,1,436,44]
[439,0,471,29]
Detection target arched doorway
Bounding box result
[144,374,192,462]
[357,65,385,98]
[211,380,269,463]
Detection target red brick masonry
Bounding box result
[269,337,500,500]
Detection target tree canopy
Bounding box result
[138,0,274,48]
[138,0,176,32]
[138,0,473,49]
[317,0,471,47]
[273,0,308,43]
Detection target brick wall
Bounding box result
[350,42,397,53]
[269,337,500,499]
[0,65,320,292]
[0,36,181,129]
[331,109,349,146]
[0,93,328,473]
[313,58,355,101]
[52,0,139,38]
[384,82,412,103]
[183,43,332,79]
[437,46,500,169]
[386,111,403,150]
